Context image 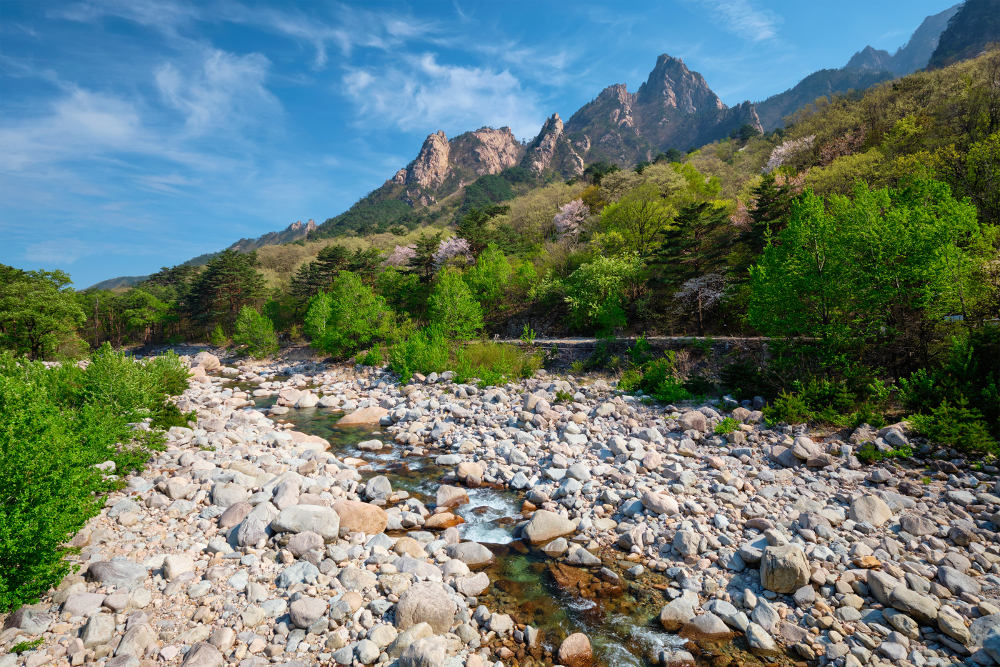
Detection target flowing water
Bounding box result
[248,395,787,667]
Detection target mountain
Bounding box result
[893,4,961,74]
[755,3,959,130]
[228,219,316,253]
[929,0,1000,68]
[86,274,149,291]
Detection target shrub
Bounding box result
[463,244,512,315]
[388,326,451,383]
[208,323,228,347]
[233,306,279,358]
[0,348,185,611]
[555,390,574,403]
[617,351,693,403]
[428,268,483,340]
[909,399,998,454]
[356,344,384,367]
[856,443,913,464]
[714,417,739,435]
[763,390,812,425]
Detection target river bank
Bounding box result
[2,353,998,667]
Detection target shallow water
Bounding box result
[250,397,767,666]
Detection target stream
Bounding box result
[249,396,697,667]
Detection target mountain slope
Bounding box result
[929,0,1000,68]
[755,4,959,130]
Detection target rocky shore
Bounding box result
[3,352,1000,667]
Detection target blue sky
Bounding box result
[0,0,956,287]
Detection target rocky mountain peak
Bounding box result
[522,113,584,176]
[636,54,723,114]
[403,130,451,189]
[462,126,523,174]
[845,45,893,71]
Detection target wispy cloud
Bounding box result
[688,0,779,42]
[343,53,545,140]
[155,49,280,135]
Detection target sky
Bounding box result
[0,0,958,287]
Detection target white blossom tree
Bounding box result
[674,273,726,335]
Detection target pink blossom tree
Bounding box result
[552,199,589,239]
[433,237,472,269]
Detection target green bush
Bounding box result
[388,326,451,383]
[856,443,913,464]
[714,417,739,435]
[208,324,228,347]
[564,254,643,332]
[428,268,483,340]
[0,347,186,612]
[909,399,998,453]
[306,272,397,357]
[356,344,384,367]
[763,390,812,425]
[233,306,279,358]
[617,352,693,403]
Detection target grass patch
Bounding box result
[10,638,43,654]
[388,328,540,386]
[856,443,913,464]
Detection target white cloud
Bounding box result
[690,0,778,42]
[155,49,280,135]
[23,238,161,265]
[0,88,141,170]
[343,53,545,140]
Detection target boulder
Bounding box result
[760,544,810,594]
[436,485,469,509]
[523,510,577,545]
[395,582,457,633]
[333,500,388,535]
[660,598,696,631]
[889,586,940,625]
[271,505,340,541]
[678,411,707,432]
[339,406,388,426]
[445,542,494,568]
[849,494,893,526]
[641,491,679,516]
[193,351,220,371]
[399,636,447,667]
[180,643,223,667]
[289,597,328,629]
[456,461,484,486]
[558,633,593,667]
[86,560,147,590]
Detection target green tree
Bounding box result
[233,306,279,357]
[307,272,395,356]
[0,266,85,359]
[742,172,794,258]
[599,182,676,255]
[187,250,265,333]
[428,268,483,340]
[564,254,644,332]
[463,244,512,316]
[748,179,988,369]
[413,232,442,281]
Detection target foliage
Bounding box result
[0,265,85,359]
[306,272,396,357]
[454,342,542,387]
[233,306,279,358]
[909,399,998,453]
[617,351,693,403]
[428,268,483,340]
[187,250,265,333]
[463,244,512,316]
[856,443,913,464]
[520,325,537,345]
[0,347,186,611]
[388,325,451,383]
[11,638,44,654]
[748,179,988,373]
[714,417,739,435]
[564,254,643,332]
[599,182,676,254]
